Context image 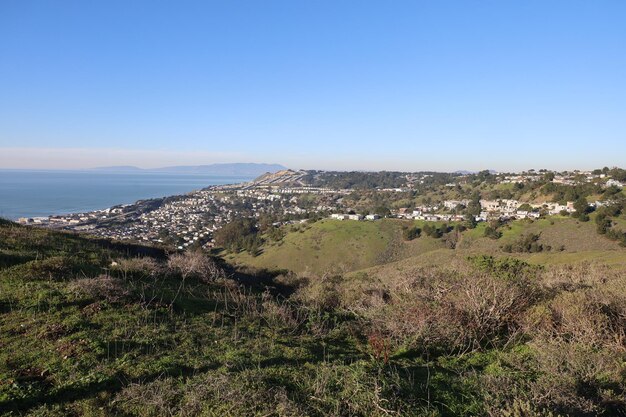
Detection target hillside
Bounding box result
[225,219,440,274]
[227,217,626,276]
[1,222,416,416]
[2,221,626,415]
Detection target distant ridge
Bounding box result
[91,166,143,172]
[454,169,498,175]
[92,163,287,176]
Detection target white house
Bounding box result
[347,214,364,221]
[606,179,624,188]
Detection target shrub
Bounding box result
[69,275,130,303]
[483,226,502,240]
[402,226,421,241]
[112,257,162,280]
[167,251,223,283]
[502,233,545,253]
[528,338,625,414]
[23,256,83,281]
[348,267,537,353]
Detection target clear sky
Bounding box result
[1,1,625,172]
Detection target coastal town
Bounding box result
[17,168,625,250]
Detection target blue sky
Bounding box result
[1,1,625,171]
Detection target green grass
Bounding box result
[2,219,626,416]
[226,219,406,275]
[227,216,626,276]
[0,221,521,417]
[226,218,453,275]
[0,223,392,415]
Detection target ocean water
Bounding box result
[0,170,251,220]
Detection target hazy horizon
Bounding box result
[0,147,621,173]
[1,1,625,171]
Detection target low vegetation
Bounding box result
[2,220,626,416]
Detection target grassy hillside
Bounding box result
[225,219,444,275]
[227,217,626,276]
[0,223,376,416]
[2,221,626,416]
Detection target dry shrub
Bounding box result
[69,275,130,303]
[260,291,305,331]
[346,266,537,352]
[112,257,162,280]
[216,285,329,335]
[526,263,626,350]
[542,290,626,349]
[540,262,619,292]
[305,362,410,416]
[293,274,343,310]
[167,251,224,283]
[529,338,626,415]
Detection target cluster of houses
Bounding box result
[384,199,580,223]
[439,170,624,189]
[25,187,340,250]
[18,206,127,227]
[330,213,381,221]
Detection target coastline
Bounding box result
[0,170,253,220]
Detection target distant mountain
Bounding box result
[158,163,287,176]
[92,166,143,172]
[92,163,287,177]
[454,169,498,175]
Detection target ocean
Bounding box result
[0,170,251,220]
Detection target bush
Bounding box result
[422,223,445,238]
[23,256,85,281]
[112,257,162,280]
[347,266,537,353]
[484,226,502,240]
[502,233,546,253]
[402,226,421,241]
[69,275,130,303]
[167,251,224,283]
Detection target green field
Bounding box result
[226,219,444,274]
[227,217,626,276]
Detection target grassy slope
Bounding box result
[0,222,517,417]
[226,219,444,275]
[3,221,626,416]
[227,217,626,276]
[0,223,394,416]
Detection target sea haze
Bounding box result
[0,170,252,220]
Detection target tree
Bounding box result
[423,224,443,238]
[595,213,611,235]
[214,219,260,252]
[572,197,591,221]
[484,226,502,240]
[609,168,626,182]
[464,213,477,229]
[403,226,421,241]
[374,206,391,217]
[467,192,482,216]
